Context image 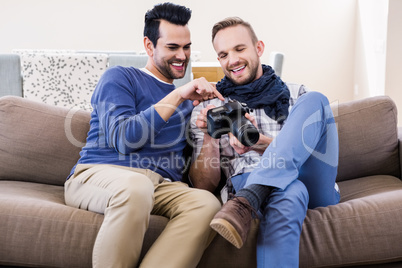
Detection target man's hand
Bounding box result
[245,112,257,129]
[228,132,252,155]
[229,113,273,155]
[155,78,223,122]
[195,104,216,133]
[178,78,224,106]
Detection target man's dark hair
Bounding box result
[144,2,192,47]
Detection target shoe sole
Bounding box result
[210,218,243,249]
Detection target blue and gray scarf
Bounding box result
[216,64,290,124]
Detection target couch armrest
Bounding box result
[399,127,402,179]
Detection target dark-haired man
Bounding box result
[64,3,223,268]
[189,17,340,267]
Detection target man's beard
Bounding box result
[225,65,258,86]
[157,58,188,80]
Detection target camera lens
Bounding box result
[232,118,260,147]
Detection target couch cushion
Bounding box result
[0,181,101,267]
[0,96,90,186]
[334,96,400,182]
[0,180,168,267]
[300,175,402,267]
[198,219,258,267]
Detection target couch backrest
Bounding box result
[0,54,23,97]
[0,52,193,100]
[335,95,401,182]
[0,95,399,186]
[0,96,90,186]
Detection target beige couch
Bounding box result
[0,95,401,268]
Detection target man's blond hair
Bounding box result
[212,17,258,43]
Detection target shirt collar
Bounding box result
[140,68,173,85]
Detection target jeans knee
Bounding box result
[304,91,329,106]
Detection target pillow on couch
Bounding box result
[0,96,90,186]
[18,52,107,110]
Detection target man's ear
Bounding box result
[144,36,154,57]
[256,40,265,57]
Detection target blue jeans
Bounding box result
[231,91,340,267]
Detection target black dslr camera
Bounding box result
[207,100,260,146]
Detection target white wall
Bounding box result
[385,0,402,126]
[353,0,389,99]
[1,0,357,103]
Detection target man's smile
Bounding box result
[171,62,185,71]
[231,65,246,74]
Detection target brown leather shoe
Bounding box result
[210,196,256,249]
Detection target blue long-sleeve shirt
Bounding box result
[68,66,193,181]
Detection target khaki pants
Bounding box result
[65,164,220,268]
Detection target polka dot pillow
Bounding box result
[19,52,108,111]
